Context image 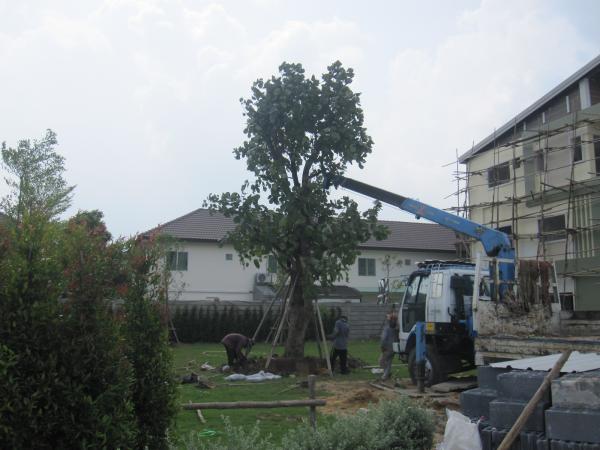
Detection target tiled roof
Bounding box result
[153,208,457,253]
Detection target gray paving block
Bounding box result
[548,441,600,450]
[552,370,600,410]
[478,365,512,390]
[481,426,493,450]
[490,399,549,432]
[545,407,600,443]
[537,437,550,450]
[498,371,551,403]
[461,388,498,420]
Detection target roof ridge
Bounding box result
[145,207,218,235]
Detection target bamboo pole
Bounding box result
[314,301,333,377]
[182,399,326,410]
[497,350,572,450]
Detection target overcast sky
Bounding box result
[1,0,599,237]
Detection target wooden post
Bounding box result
[308,375,317,430]
[314,301,333,377]
[497,350,572,450]
[265,275,297,369]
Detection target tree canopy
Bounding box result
[208,61,387,356]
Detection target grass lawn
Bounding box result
[170,340,409,448]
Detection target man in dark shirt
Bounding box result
[221,333,253,367]
[379,314,397,381]
[329,315,350,374]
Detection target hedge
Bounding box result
[172,304,340,343]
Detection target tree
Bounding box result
[1,129,74,222]
[208,61,387,357]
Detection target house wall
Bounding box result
[169,241,455,302]
[464,102,600,310]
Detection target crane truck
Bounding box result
[327,175,600,387]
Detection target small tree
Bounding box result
[208,62,387,357]
[121,234,178,450]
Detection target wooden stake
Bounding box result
[314,301,333,377]
[265,275,297,369]
[196,410,206,424]
[183,399,326,410]
[497,350,572,450]
[308,375,317,430]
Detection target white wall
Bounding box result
[169,241,269,301]
[169,240,455,301]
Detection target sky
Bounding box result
[1,0,599,237]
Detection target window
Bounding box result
[358,257,376,276]
[167,251,188,271]
[573,136,582,162]
[404,258,411,266]
[430,272,444,298]
[487,162,511,187]
[538,215,566,242]
[267,255,278,274]
[225,253,233,261]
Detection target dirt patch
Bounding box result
[319,380,398,414]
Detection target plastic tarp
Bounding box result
[224,370,282,382]
[437,409,482,450]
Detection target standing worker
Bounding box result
[221,333,253,367]
[329,315,350,374]
[379,313,397,381]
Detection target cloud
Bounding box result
[354,0,596,221]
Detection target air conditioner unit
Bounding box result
[255,272,274,285]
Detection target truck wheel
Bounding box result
[408,345,444,387]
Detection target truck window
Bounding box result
[402,275,428,333]
[430,272,443,298]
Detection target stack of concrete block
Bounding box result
[544,369,600,445]
[479,427,544,450]
[461,366,510,421]
[488,370,551,432]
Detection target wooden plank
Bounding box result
[183,399,327,410]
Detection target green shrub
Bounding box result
[122,235,178,450]
[281,398,434,450]
[177,418,275,450]
[174,398,433,450]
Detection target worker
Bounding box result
[329,315,350,374]
[221,333,254,367]
[379,313,397,381]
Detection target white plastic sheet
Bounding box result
[437,409,482,450]
[223,370,282,382]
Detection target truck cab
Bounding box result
[395,260,490,385]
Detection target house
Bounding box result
[154,208,457,302]
[459,54,600,311]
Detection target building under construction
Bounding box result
[458,54,600,312]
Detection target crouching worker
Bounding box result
[379,314,397,381]
[221,333,254,367]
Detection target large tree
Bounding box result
[208,61,387,357]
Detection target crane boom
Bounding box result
[327,175,515,285]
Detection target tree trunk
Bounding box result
[284,282,313,358]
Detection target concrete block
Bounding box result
[461,388,498,420]
[536,437,550,450]
[545,407,600,443]
[490,399,549,432]
[498,371,550,403]
[478,365,512,390]
[548,441,600,450]
[551,370,600,410]
[481,426,493,450]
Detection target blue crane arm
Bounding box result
[327,175,515,282]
